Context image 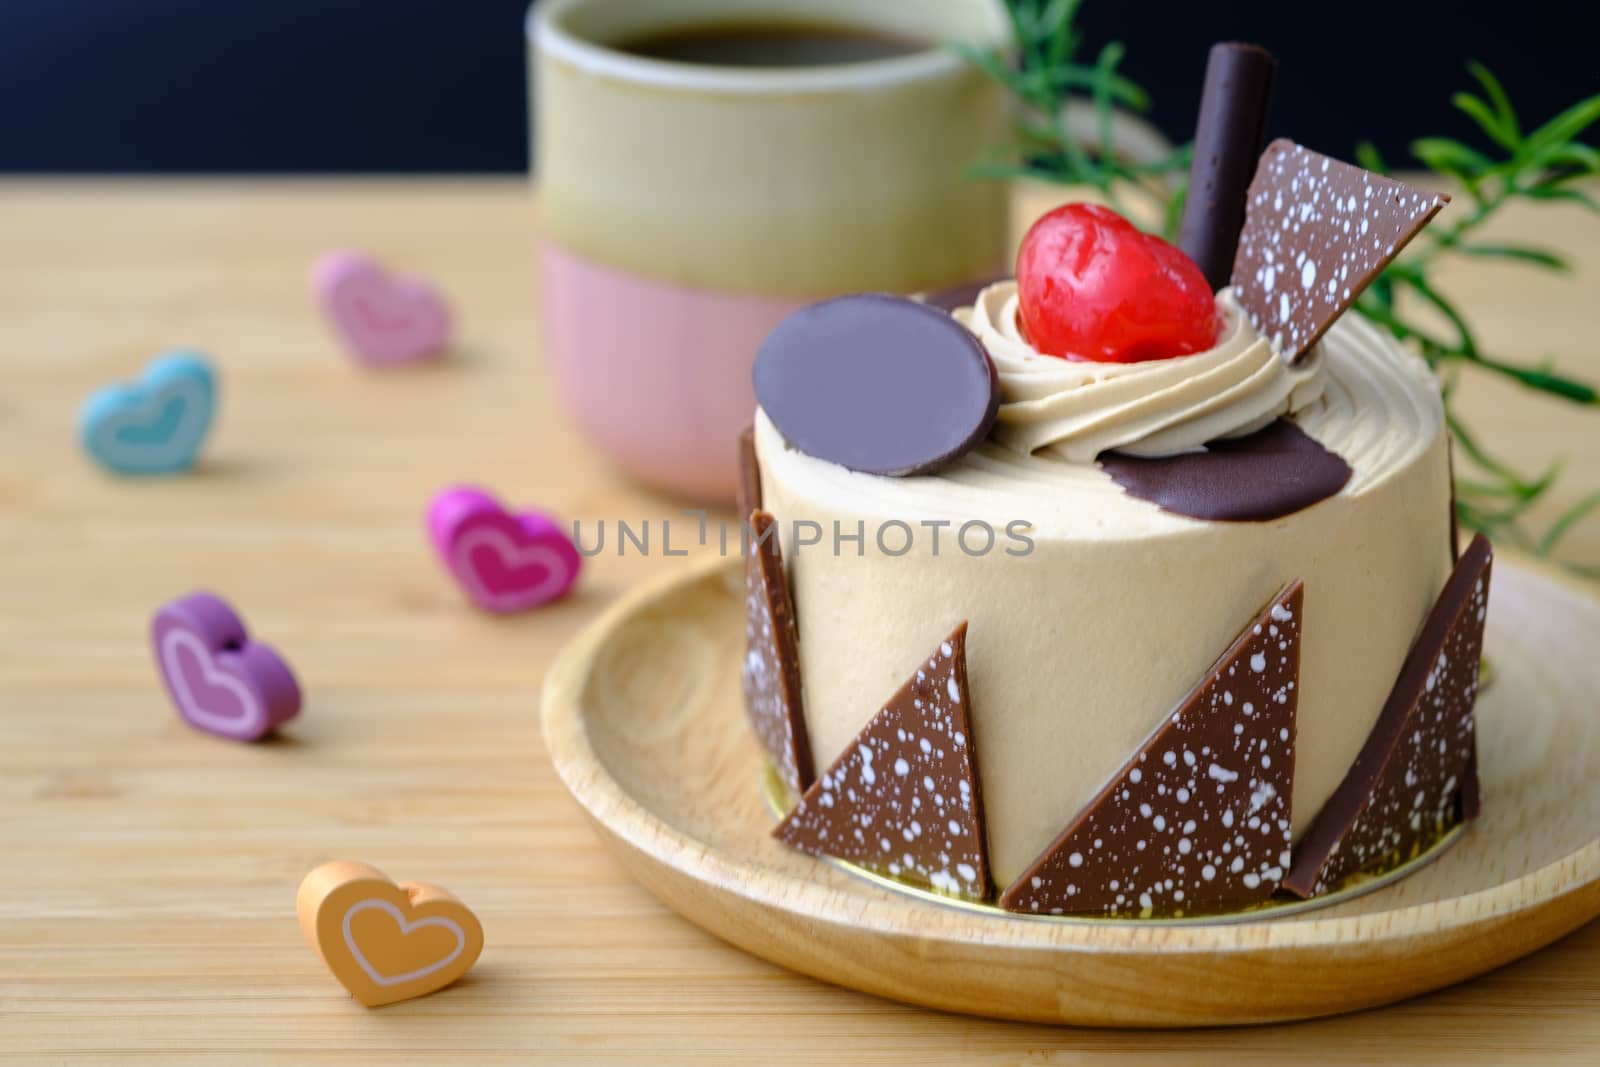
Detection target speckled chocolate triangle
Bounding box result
[1285,534,1492,898]
[1231,140,1448,363]
[737,426,762,522]
[774,623,992,901]
[1000,582,1302,918]
[743,510,812,793]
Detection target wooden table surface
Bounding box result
[1,179,1597,1063]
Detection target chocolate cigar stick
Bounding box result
[1178,42,1278,291]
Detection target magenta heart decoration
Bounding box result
[427,486,583,615]
[312,251,451,366]
[151,592,302,742]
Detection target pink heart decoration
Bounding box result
[151,593,302,742]
[312,251,451,366]
[427,486,582,614]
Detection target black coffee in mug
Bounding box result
[615,20,931,68]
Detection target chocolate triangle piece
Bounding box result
[1000,583,1302,918]
[774,623,992,901]
[737,426,762,522]
[742,510,812,793]
[1285,535,1492,898]
[1231,139,1449,363]
[1447,437,1460,563]
[1462,744,1482,820]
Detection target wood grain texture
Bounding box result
[544,553,1600,1027]
[0,179,1597,1061]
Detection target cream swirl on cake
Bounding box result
[956,281,1325,463]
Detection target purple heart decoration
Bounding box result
[151,592,302,742]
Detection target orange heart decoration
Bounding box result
[297,860,484,1007]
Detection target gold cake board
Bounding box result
[542,552,1600,1027]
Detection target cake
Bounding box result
[737,58,1494,918]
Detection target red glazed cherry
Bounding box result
[1016,203,1219,363]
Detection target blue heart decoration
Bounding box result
[79,351,217,475]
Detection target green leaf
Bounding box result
[1042,0,1082,68]
[1161,176,1188,242]
[1522,94,1600,156]
[1456,478,1533,499]
[1460,244,1571,271]
[1459,352,1600,404]
[1002,1,1035,67]
[1355,140,1389,175]
[1510,369,1600,405]
[1123,154,1191,177]
[949,42,1019,95]
[1452,91,1521,151]
[1466,62,1521,142]
[1411,136,1493,178]
[1525,184,1600,212]
[1023,64,1148,110]
[1526,140,1600,178]
[1395,272,1482,357]
[1538,490,1600,557]
[1090,41,1122,161]
[1448,413,1554,491]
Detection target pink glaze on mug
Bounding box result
[539,242,807,504]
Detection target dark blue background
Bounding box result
[0,0,1589,173]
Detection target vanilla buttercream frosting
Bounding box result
[959,281,1326,463]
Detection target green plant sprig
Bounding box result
[952,0,1191,234]
[959,2,1600,568]
[1352,63,1600,559]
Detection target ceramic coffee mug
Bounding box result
[530,0,1011,502]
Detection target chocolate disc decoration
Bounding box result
[1231,140,1449,363]
[1000,582,1301,918]
[1286,535,1492,898]
[774,622,992,901]
[1178,42,1278,291]
[753,294,1000,477]
[737,425,762,522]
[743,511,813,793]
[1098,419,1352,522]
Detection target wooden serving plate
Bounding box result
[542,554,1600,1027]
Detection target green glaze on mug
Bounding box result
[530,0,1011,501]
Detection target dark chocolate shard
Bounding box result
[1001,583,1302,918]
[1231,140,1449,363]
[1179,42,1278,291]
[743,511,812,793]
[737,426,762,522]
[1098,419,1351,522]
[1462,744,1482,821]
[753,294,1000,477]
[1285,534,1492,898]
[774,623,992,901]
